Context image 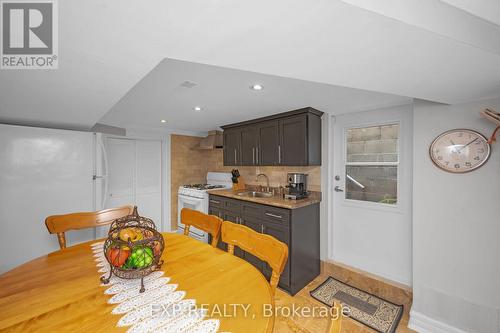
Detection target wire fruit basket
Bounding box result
[100,206,164,292]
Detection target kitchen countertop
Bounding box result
[207,188,321,209]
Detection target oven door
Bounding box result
[177,194,208,242]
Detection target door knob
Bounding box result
[334,186,344,192]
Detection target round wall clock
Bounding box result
[429,129,491,173]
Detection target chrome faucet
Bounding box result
[256,173,270,191]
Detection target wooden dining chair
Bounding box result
[180,208,223,247]
[221,220,289,295]
[327,302,343,333]
[45,205,134,249]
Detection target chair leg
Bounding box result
[183,226,190,236]
[227,244,235,255]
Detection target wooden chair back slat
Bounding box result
[221,221,289,295]
[180,208,222,247]
[45,205,134,249]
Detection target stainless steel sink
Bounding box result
[237,191,273,198]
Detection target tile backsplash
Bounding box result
[205,149,321,191]
[171,134,321,229]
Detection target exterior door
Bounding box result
[332,105,413,286]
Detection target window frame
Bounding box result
[341,121,401,211]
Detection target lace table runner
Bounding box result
[91,242,220,333]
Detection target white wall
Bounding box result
[0,125,95,273]
[410,99,500,333]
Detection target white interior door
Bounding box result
[106,138,135,209]
[332,104,413,286]
[103,138,162,234]
[135,140,162,225]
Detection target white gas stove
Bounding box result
[177,172,233,243]
[178,183,227,199]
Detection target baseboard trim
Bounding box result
[409,310,469,333]
[323,260,412,291]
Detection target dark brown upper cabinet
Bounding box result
[221,107,323,166]
[257,120,280,165]
[279,115,307,165]
[223,128,241,166]
[240,126,258,166]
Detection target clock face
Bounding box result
[429,129,491,173]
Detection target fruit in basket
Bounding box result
[119,228,143,242]
[121,246,154,269]
[152,241,161,256]
[133,229,144,241]
[119,228,135,241]
[107,247,130,267]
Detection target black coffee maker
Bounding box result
[285,173,308,200]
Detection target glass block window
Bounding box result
[345,124,399,205]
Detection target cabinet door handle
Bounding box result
[261,225,264,233]
[252,147,255,165]
[234,149,237,164]
[256,147,259,164]
[265,212,283,219]
[210,199,220,204]
[278,145,281,164]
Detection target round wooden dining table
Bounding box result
[0,233,274,332]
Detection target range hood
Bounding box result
[195,130,223,149]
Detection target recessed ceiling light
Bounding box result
[250,84,263,91]
[160,119,167,123]
[193,106,202,112]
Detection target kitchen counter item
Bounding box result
[207,188,321,209]
[231,169,245,190]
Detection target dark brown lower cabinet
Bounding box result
[208,194,320,295]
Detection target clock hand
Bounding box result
[457,138,478,153]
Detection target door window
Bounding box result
[345,124,399,205]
